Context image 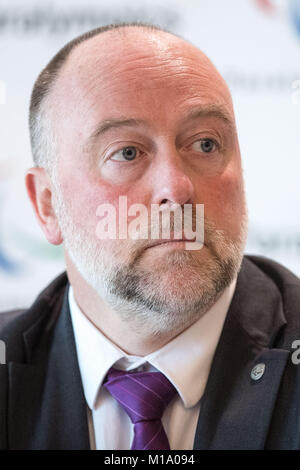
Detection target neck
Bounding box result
[65,253,191,356]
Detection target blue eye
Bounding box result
[192,139,217,153]
[111,146,138,161]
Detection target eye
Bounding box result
[191,138,218,153]
[110,146,139,161]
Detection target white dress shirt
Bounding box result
[68,279,236,450]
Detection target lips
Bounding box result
[145,237,196,249]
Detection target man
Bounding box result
[0,22,300,450]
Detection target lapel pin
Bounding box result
[251,363,266,381]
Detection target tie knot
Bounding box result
[103,367,177,424]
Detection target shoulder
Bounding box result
[244,254,299,285]
[243,254,300,306]
[0,272,69,362]
[242,254,300,345]
[0,309,27,329]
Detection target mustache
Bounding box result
[127,212,222,255]
[123,214,227,270]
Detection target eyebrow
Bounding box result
[182,104,234,130]
[85,118,147,150]
[84,104,235,150]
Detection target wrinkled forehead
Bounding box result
[50,28,234,132]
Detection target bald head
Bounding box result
[29,23,234,173]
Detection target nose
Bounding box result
[150,146,195,207]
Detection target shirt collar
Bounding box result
[68,278,236,410]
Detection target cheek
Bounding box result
[60,172,117,227]
[60,170,141,237]
[201,169,245,232]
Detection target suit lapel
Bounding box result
[193,257,290,450]
[7,285,90,449]
[5,257,292,450]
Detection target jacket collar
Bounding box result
[7,280,90,449]
[6,256,291,449]
[193,257,290,449]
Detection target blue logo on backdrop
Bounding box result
[288,0,300,37]
[255,0,300,39]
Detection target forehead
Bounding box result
[51,29,233,136]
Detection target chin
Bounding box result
[139,243,208,268]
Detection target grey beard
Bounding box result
[63,221,246,337]
[104,251,240,336]
[53,180,247,336]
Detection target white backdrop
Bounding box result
[0,0,299,310]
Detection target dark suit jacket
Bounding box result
[0,255,300,450]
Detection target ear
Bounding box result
[25,167,63,245]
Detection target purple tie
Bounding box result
[103,367,177,450]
